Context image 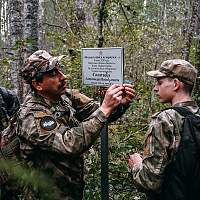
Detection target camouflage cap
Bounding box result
[20,50,65,83]
[147,59,198,85]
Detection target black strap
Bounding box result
[171,107,194,117]
[171,107,200,156]
[0,87,10,107]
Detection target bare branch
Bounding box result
[121,125,148,143]
[119,2,132,31]
[43,22,67,30]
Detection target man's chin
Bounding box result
[60,87,67,95]
[159,98,165,103]
[159,99,165,103]
[159,99,170,104]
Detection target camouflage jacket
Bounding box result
[131,101,200,193]
[0,87,20,132]
[18,89,128,200]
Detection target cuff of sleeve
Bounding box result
[114,104,130,115]
[91,108,107,123]
[130,163,143,173]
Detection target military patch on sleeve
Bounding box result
[40,116,57,131]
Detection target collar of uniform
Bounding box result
[33,93,52,107]
[173,101,199,114]
[33,92,62,107]
[173,101,198,108]
[29,92,58,110]
[151,101,199,119]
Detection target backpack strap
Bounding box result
[0,87,10,108]
[161,106,194,115]
[171,107,200,157]
[171,107,194,117]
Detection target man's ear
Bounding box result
[173,78,181,90]
[32,80,43,91]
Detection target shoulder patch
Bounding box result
[40,116,57,131]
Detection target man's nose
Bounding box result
[58,70,67,80]
[153,85,158,92]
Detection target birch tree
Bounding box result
[183,0,200,60]
[193,1,200,106]
[23,0,39,58]
[0,0,2,44]
[75,0,85,27]
[19,0,39,100]
[8,0,23,95]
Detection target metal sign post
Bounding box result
[100,119,109,200]
[82,47,124,200]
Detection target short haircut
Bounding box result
[182,82,194,94]
[30,72,44,91]
[30,68,58,91]
[165,77,194,94]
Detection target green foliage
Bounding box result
[0,58,12,88]
[83,80,161,199]
[189,39,200,106]
[0,160,61,200]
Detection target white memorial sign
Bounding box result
[82,47,124,86]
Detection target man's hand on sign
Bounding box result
[120,84,136,105]
[99,84,124,117]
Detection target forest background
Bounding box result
[1,0,200,199]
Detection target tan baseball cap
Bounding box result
[147,59,198,85]
[20,50,65,83]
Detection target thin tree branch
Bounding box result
[43,22,67,30]
[121,125,148,143]
[119,2,132,31]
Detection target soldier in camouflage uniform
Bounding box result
[0,88,20,200]
[18,50,135,200]
[128,59,199,200]
[0,87,19,132]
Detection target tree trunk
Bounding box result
[1,0,10,46]
[8,0,23,96]
[97,0,106,47]
[23,0,39,57]
[22,0,39,100]
[193,2,200,106]
[182,0,190,39]
[38,0,44,49]
[0,0,2,43]
[75,0,85,27]
[183,0,200,61]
